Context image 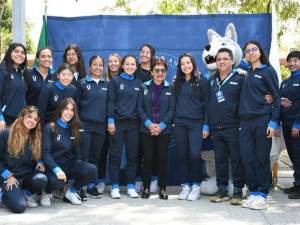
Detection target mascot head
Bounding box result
[202,23,243,76]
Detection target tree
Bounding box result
[0,0,34,56]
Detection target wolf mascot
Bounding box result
[199,23,285,195]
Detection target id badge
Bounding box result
[216,90,225,103]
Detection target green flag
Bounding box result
[35,16,48,66]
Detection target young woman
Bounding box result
[26,47,56,106]
[173,53,209,201]
[42,98,98,205]
[107,55,142,199]
[78,55,108,198]
[0,106,49,213]
[280,50,300,199]
[106,53,122,80]
[62,44,86,88]
[37,63,77,123]
[0,43,28,128]
[135,44,155,82]
[239,40,280,209]
[138,58,175,200]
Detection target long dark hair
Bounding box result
[243,40,271,67]
[174,52,201,94]
[1,43,28,83]
[62,44,86,79]
[50,98,80,145]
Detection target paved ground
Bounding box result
[0,152,299,225]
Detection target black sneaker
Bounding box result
[283,186,297,194]
[210,189,230,203]
[141,188,150,199]
[78,189,88,201]
[87,187,102,199]
[230,192,243,205]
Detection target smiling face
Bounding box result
[23,112,39,130]
[152,65,167,84]
[11,46,26,67]
[90,57,104,78]
[61,103,74,123]
[287,57,300,72]
[108,55,120,73]
[244,43,261,65]
[140,46,152,64]
[57,69,74,86]
[66,49,78,65]
[122,56,137,75]
[38,49,53,69]
[180,56,193,76]
[216,52,234,73]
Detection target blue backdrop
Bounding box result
[47,14,272,185]
[48,14,272,81]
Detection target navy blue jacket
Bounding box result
[77,75,108,134]
[26,66,55,106]
[239,65,280,126]
[174,75,209,127]
[0,129,38,181]
[138,80,175,134]
[135,64,152,82]
[208,71,244,130]
[0,64,26,121]
[280,70,300,128]
[37,81,78,123]
[107,73,142,122]
[42,120,81,172]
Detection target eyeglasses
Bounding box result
[244,47,259,54]
[153,68,166,73]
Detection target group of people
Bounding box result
[0,40,299,213]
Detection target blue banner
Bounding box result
[48,14,271,81]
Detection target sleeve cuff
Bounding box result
[0,114,4,121]
[268,120,278,129]
[159,122,167,130]
[202,124,209,132]
[292,123,300,129]
[52,166,62,174]
[1,169,12,179]
[144,119,152,128]
[108,118,115,125]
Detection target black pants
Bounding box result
[140,133,170,190]
[174,125,205,184]
[283,124,300,185]
[98,136,109,181]
[45,160,98,192]
[2,172,48,213]
[211,128,244,189]
[80,131,106,179]
[239,116,272,194]
[109,120,139,185]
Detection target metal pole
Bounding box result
[12,0,26,45]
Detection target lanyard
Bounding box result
[215,71,234,91]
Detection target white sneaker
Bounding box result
[135,181,143,193]
[242,194,256,208]
[24,192,38,208]
[40,191,51,207]
[111,188,121,199]
[127,189,139,198]
[178,184,190,200]
[64,188,82,205]
[96,182,105,194]
[187,184,201,201]
[150,180,158,193]
[249,195,269,210]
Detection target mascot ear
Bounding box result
[207,29,221,43]
[224,23,238,42]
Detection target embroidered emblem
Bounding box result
[120,83,124,90]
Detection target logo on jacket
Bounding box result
[120,83,124,90]
[54,95,59,102]
[57,134,61,141]
[10,74,14,79]
[144,89,148,95]
[32,75,37,81]
[87,85,91,90]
